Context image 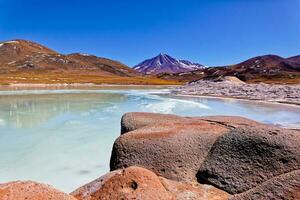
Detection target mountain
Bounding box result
[133,53,204,75]
[233,54,300,71]
[0,39,138,76]
[1,40,297,84]
[158,54,300,84]
[204,54,300,80]
[0,39,178,85]
[286,55,300,66]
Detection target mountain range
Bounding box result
[158,54,300,84]
[0,39,137,76]
[0,39,176,85]
[0,39,299,84]
[203,54,300,83]
[133,53,204,74]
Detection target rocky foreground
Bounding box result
[1,112,300,199]
[172,78,300,105]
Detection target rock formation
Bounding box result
[113,120,229,182]
[1,112,299,199]
[0,181,76,200]
[229,170,300,200]
[71,166,228,200]
[111,112,300,198]
[197,125,300,194]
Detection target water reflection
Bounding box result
[0,93,126,128]
[168,95,300,128]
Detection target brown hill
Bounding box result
[159,54,300,84]
[205,54,300,83]
[0,39,137,76]
[0,39,178,85]
[286,55,300,66]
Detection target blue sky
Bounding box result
[0,0,299,66]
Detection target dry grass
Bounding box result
[0,72,182,85]
[246,75,300,85]
[1,71,298,86]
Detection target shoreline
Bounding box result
[174,93,300,107]
[172,94,300,130]
[0,83,177,91]
[173,80,300,107]
[2,83,179,87]
[0,83,299,107]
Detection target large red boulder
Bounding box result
[113,113,262,183]
[71,166,229,200]
[0,181,76,200]
[120,112,260,134]
[113,112,300,197]
[71,166,172,200]
[197,125,300,194]
[111,120,229,182]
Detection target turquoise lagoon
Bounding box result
[0,88,299,192]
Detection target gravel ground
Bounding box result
[172,80,300,105]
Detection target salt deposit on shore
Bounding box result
[173,79,300,105]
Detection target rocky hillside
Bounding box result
[0,40,177,85]
[207,54,300,80]
[286,55,300,65]
[159,54,300,84]
[134,53,204,75]
[0,40,138,76]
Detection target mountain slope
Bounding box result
[134,53,204,74]
[205,54,300,80]
[286,55,300,67]
[159,54,300,84]
[0,39,138,76]
[0,40,179,85]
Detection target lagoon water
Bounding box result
[0,88,300,192]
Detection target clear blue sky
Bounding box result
[0,0,299,66]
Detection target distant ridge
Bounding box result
[158,54,300,84]
[207,54,300,78]
[0,39,180,85]
[0,39,138,77]
[0,39,298,84]
[286,55,300,66]
[133,53,204,75]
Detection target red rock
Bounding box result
[120,112,261,134]
[115,112,300,195]
[197,125,300,194]
[111,120,229,182]
[0,181,76,200]
[230,170,300,200]
[71,166,229,200]
[196,115,261,128]
[121,112,186,134]
[71,166,172,200]
[160,177,229,200]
